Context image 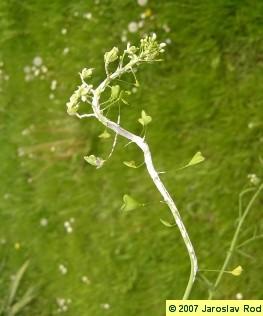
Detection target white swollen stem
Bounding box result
[68,36,198,298]
[90,61,198,299]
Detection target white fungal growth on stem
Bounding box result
[66,34,198,298]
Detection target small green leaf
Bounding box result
[179,152,205,170]
[230,265,243,276]
[187,151,205,166]
[160,219,175,228]
[123,161,137,168]
[84,155,105,168]
[121,194,141,212]
[138,110,152,126]
[99,130,111,139]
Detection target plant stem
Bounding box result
[208,184,263,299]
[90,63,198,299]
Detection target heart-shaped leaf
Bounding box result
[160,219,175,228]
[123,161,137,168]
[187,151,205,166]
[98,130,111,139]
[138,110,152,126]
[179,151,205,170]
[84,155,105,168]
[230,265,243,276]
[121,194,141,212]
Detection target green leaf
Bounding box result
[123,161,137,168]
[10,287,36,316]
[138,110,152,126]
[160,219,175,228]
[8,261,30,307]
[84,155,105,168]
[98,130,111,139]
[187,151,205,166]
[121,194,141,212]
[180,152,205,170]
[230,265,243,276]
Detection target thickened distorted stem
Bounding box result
[90,64,198,299]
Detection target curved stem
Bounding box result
[91,69,198,298]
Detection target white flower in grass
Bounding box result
[236,293,243,300]
[61,28,67,35]
[33,56,43,67]
[81,275,90,284]
[24,66,31,73]
[25,74,33,82]
[248,174,260,186]
[34,69,40,76]
[137,0,148,6]
[163,23,171,33]
[58,264,68,275]
[41,65,48,73]
[132,87,138,94]
[63,47,70,55]
[64,221,73,233]
[56,297,71,313]
[138,20,144,28]
[40,218,48,227]
[83,12,92,20]
[121,34,127,42]
[101,303,110,310]
[51,79,57,90]
[128,21,139,33]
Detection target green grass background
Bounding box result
[0,0,262,315]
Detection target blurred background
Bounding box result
[0,0,262,315]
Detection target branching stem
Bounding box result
[90,60,198,299]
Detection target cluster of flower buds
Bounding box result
[66,68,94,116]
[139,33,166,61]
[104,47,119,65]
[125,43,139,60]
[80,67,94,80]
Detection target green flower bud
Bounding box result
[104,47,119,64]
[80,68,93,79]
[66,102,79,116]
